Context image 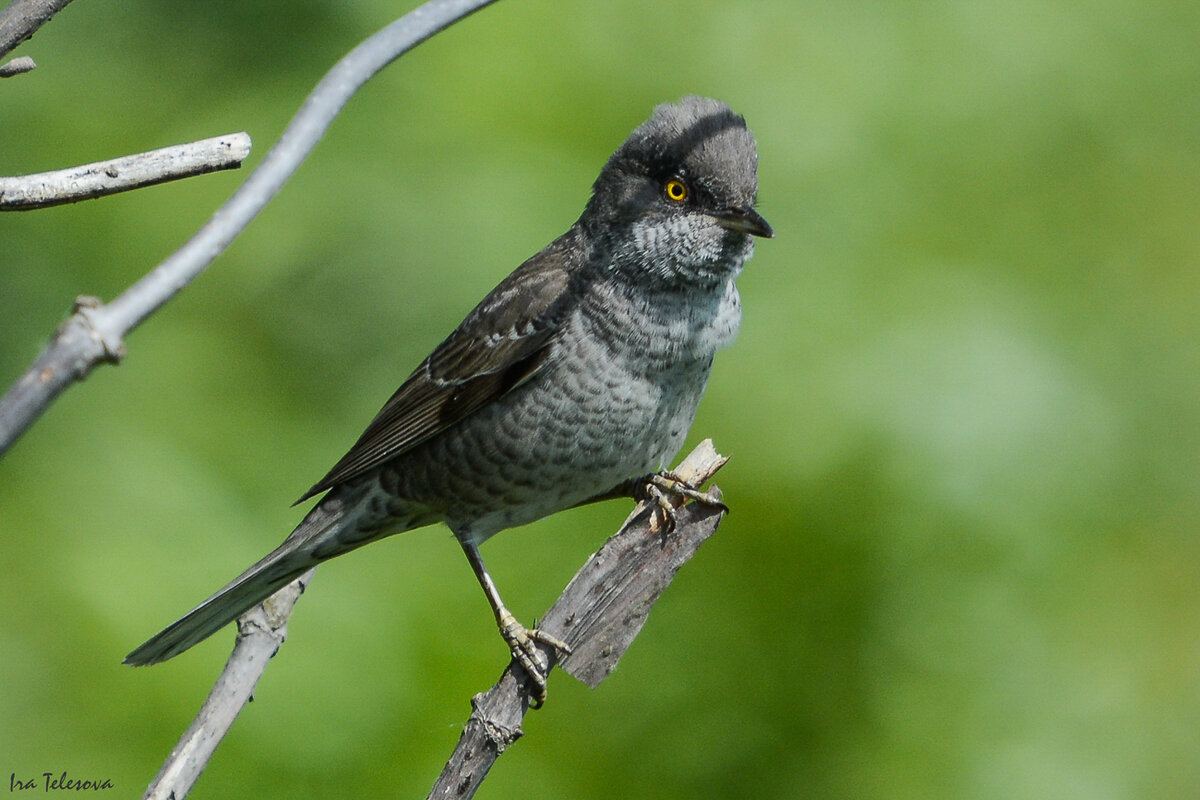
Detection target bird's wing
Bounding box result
[296,236,577,503]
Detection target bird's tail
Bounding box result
[124,486,400,666]
[123,536,318,666]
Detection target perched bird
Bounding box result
[125,96,772,702]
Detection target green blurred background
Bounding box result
[2,0,1198,797]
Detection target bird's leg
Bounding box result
[459,539,571,708]
[628,470,729,533]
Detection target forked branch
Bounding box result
[0,0,501,458]
[141,440,728,800]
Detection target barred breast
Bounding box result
[380,274,740,544]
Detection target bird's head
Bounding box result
[582,96,772,286]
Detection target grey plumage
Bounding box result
[125,96,772,694]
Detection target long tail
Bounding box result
[123,540,317,666]
[124,484,407,666]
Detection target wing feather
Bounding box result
[296,234,578,503]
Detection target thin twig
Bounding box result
[139,441,727,800]
[0,0,77,61]
[0,54,34,75]
[140,570,316,800]
[0,133,252,210]
[428,441,730,799]
[0,0,502,459]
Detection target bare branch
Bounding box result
[0,0,77,61]
[139,441,727,800]
[0,0,502,459]
[428,441,730,800]
[139,570,316,800]
[0,133,252,210]
[0,54,34,75]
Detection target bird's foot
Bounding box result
[637,470,728,533]
[497,612,572,708]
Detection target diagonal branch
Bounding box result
[427,441,730,799]
[0,0,502,459]
[0,133,252,210]
[0,0,77,63]
[139,569,316,800]
[139,440,728,800]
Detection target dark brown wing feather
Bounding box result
[295,233,579,503]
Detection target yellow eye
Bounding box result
[664,178,689,203]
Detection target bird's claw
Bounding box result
[639,470,728,533]
[497,613,571,708]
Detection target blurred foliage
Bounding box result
[2,0,1198,798]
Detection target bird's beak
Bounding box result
[715,206,774,239]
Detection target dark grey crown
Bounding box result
[584,96,761,230]
[580,96,769,286]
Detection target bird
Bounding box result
[125,96,772,703]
